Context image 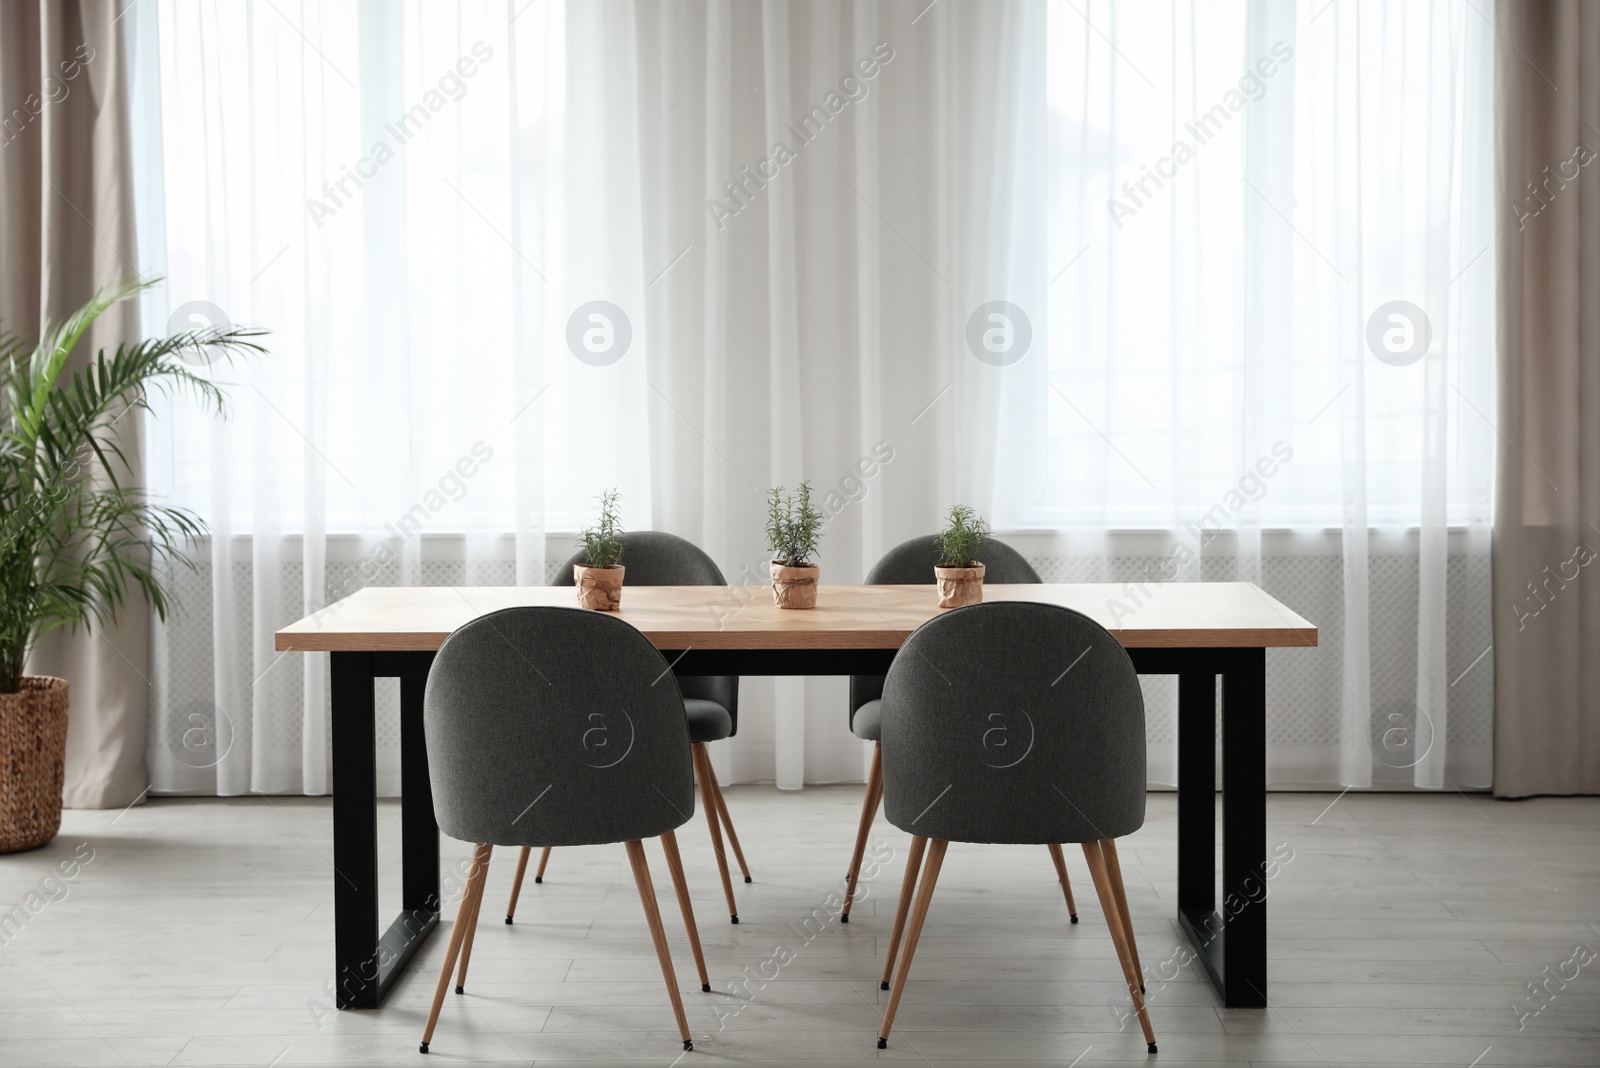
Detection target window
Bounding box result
[1013,0,1495,530]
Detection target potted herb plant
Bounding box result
[1,277,263,852]
[574,488,625,610]
[934,504,990,608]
[766,481,822,609]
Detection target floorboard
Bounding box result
[0,790,1594,1066]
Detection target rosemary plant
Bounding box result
[578,488,624,568]
[935,504,989,568]
[765,482,823,567]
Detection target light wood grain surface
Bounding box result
[273,582,1318,652]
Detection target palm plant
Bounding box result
[935,504,989,568]
[0,277,266,694]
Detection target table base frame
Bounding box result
[327,645,1267,1010]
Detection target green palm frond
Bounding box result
[8,276,145,448]
[0,275,265,693]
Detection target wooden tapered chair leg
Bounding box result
[692,742,740,923]
[453,844,493,994]
[878,833,926,990]
[1046,842,1079,922]
[877,838,947,1048]
[626,840,694,1051]
[421,843,491,1054]
[1083,840,1156,1054]
[1102,838,1143,983]
[505,846,531,924]
[842,742,884,923]
[659,829,712,992]
[708,769,752,883]
[505,846,552,924]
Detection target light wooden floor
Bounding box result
[1,789,1596,1067]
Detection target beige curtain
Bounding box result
[1493,0,1600,797]
[0,0,150,808]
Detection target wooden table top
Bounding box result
[274,582,1318,653]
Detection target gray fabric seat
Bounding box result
[555,531,739,737]
[507,531,753,925]
[849,699,881,742]
[424,606,698,844]
[878,602,1145,844]
[841,534,1044,924]
[871,601,1156,1052]
[419,606,710,1054]
[684,698,733,743]
[848,535,1041,740]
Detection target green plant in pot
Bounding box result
[934,504,990,608]
[765,482,822,609]
[574,488,625,610]
[0,277,263,852]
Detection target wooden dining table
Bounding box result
[275,581,1317,1011]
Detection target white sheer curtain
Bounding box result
[629,0,1044,788]
[132,0,649,793]
[132,0,1043,794]
[132,0,1492,796]
[1003,0,1495,788]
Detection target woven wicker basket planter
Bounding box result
[0,676,69,854]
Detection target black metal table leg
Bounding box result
[401,672,440,916]
[1167,648,1268,1008]
[330,651,440,1009]
[1177,668,1216,917]
[1219,646,1267,1007]
[331,651,380,1009]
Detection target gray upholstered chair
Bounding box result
[418,606,710,1055]
[841,535,1067,922]
[505,531,751,924]
[870,601,1156,1053]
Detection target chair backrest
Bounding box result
[863,533,1043,585]
[554,531,739,732]
[424,606,696,848]
[850,534,1042,722]
[878,601,1146,844]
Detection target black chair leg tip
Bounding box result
[702,983,711,993]
[744,876,752,883]
[683,1040,694,1051]
[880,980,890,990]
[1148,1042,1158,1054]
[534,876,542,883]
[840,913,849,923]
[877,1037,888,1049]
[418,1042,429,1054]
[1140,984,1146,993]
[504,915,513,924]
[454,985,464,995]
[730,915,739,924]
[1070,914,1079,923]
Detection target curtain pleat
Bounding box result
[1,0,151,809]
[1491,0,1600,798]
